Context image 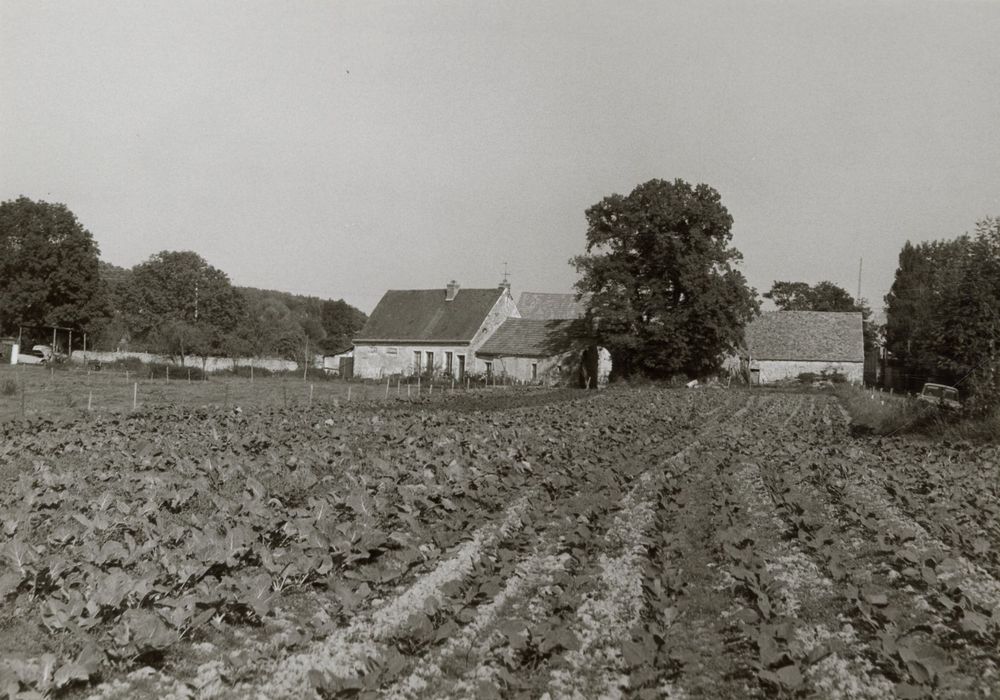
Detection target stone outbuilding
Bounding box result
[351,281,518,380]
[476,293,611,387]
[742,310,864,384]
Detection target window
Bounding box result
[413,351,421,373]
[386,347,397,355]
[485,361,493,379]
[457,355,465,381]
[425,351,434,373]
[531,362,538,381]
[445,351,453,374]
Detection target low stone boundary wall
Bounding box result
[69,350,311,373]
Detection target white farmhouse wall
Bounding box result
[353,344,474,379]
[755,360,863,384]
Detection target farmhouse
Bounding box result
[743,310,864,384]
[477,292,612,386]
[351,281,518,380]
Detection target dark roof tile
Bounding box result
[745,311,864,362]
[478,318,590,357]
[355,288,503,342]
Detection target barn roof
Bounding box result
[745,311,864,362]
[355,287,504,342]
[517,292,588,320]
[478,318,589,357]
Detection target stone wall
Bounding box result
[755,360,863,384]
[70,350,312,373]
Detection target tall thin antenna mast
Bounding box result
[857,257,863,302]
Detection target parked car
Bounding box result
[17,347,48,365]
[917,382,961,410]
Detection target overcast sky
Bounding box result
[2,1,998,314]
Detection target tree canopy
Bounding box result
[885,217,1000,411]
[764,280,876,352]
[572,178,758,378]
[0,196,106,336]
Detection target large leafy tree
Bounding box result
[0,196,106,336]
[884,217,999,410]
[765,280,876,352]
[931,217,1000,411]
[572,178,758,378]
[121,251,246,359]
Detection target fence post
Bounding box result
[385,376,390,400]
[132,382,137,411]
[347,385,351,402]
[309,383,314,407]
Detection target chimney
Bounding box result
[498,279,511,292]
[445,280,460,301]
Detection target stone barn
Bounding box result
[742,310,864,384]
[351,281,518,380]
[477,293,611,386]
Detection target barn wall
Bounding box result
[353,344,473,379]
[480,355,568,384]
[481,347,612,386]
[755,360,863,384]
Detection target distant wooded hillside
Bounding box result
[95,259,366,358]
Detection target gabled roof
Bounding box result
[517,292,588,320]
[478,318,590,357]
[355,288,504,342]
[745,311,864,362]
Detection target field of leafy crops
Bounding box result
[1,388,998,699]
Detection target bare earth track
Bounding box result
[0,388,997,699]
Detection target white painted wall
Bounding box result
[754,359,863,384]
[353,344,474,379]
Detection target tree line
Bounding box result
[0,196,366,364]
[884,217,1000,411]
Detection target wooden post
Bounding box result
[132,382,137,411]
[397,378,401,396]
[385,376,390,399]
[407,383,411,399]
[309,383,314,407]
[52,327,56,352]
[21,378,25,417]
[451,376,455,392]
[87,390,92,412]
[429,380,433,396]
[417,374,421,396]
[83,333,87,356]
[188,369,192,383]
[166,365,170,381]
[347,385,351,402]
[250,364,254,383]
[467,377,470,391]
[303,338,309,381]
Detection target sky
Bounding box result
[2,1,998,314]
